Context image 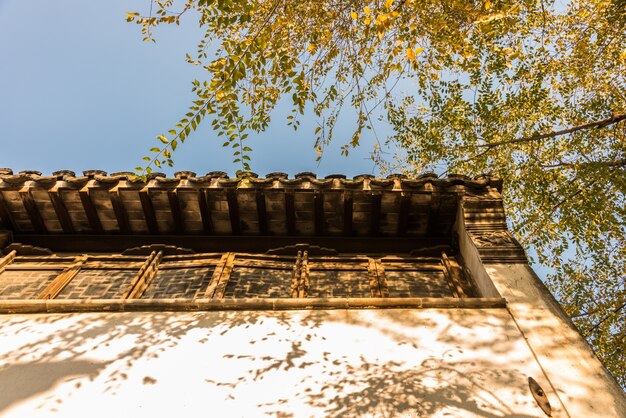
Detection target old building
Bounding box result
[0,168,624,417]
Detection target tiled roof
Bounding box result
[0,169,502,238]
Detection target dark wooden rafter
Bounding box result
[123,250,163,299]
[255,188,268,235]
[79,189,104,233]
[139,190,159,235]
[19,189,47,234]
[37,254,88,299]
[397,193,411,236]
[0,192,19,232]
[48,189,75,234]
[284,190,296,235]
[313,191,324,235]
[109,190,132,234]
[197,190,213,235]
[343,191,353,236]
[226,190,241,235]
[441,251,466,298]
[167,190,185,234]
[370,192,381,236]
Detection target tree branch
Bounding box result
[477,112,626,149]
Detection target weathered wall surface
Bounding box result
[0,309,558,417]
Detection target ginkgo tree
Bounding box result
[127,0,626,387]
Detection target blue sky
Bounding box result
[0,1,390,177]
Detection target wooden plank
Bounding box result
[313,191,325,235]
[197,190,213,235]
[48,190,75,234]
[109,191,131,234]
[19,189,47,234]
[367,258,382,297]
[202,252,235,299]
[441,251,466,298]
[255,189,268,235]
[37,254,88,299]
[0,297,509,314]
[343,191,353,236]
[0,192,19,232]
[370,193,381,236]
[226,190,241,235]
[397,193,410,236]
[120,251,159,299]
[167,190,185,234]
[78,190,104,233]
[284,190,296,235]
[0,250,16,275]
[139,190,159,234]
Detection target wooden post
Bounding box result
[298,251,309,298]
[37,254,88,299]
[368,258,381,297]
[124,250,163,299]
[203,252,235,299]
[0,250,16,275]
[290,251,303,298]
[441,251,466,298]
[375,259,389,297]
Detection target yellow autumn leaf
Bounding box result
[364,6,371,15]
[414,47,424,56]
[385,0,394,9]
[307,44,316,53]
[406,48,415,62]
[350,11,358,20]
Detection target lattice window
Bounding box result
[0,248,478,309]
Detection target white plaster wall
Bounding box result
[0,309,558,417]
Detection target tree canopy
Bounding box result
[127,0,626,387]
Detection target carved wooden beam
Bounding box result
[197,190,213,235]
[109,191,131,234]
[284,190,296,235]
[367,258,381,297]
[226,190,241,235]
[299,250,309,298]
[255,189,268,235]
[290,250,303,298]
[139,190,159,235]
[0,192,19,232]
[313,191,325,235]
[48,189,75,234]
[397,193,411,236]
[79,189,104,233]
[37,254,88,299]
[167,190,185,234]
[20,189,47,234]
[370,192,381,236]
[343,191,354,236]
